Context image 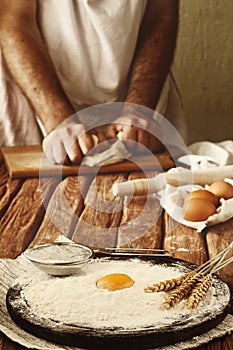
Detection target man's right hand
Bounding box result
[42,123,106,164]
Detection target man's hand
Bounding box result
[105,114,163,153]
[43,123,106,164]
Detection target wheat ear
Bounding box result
[144,273,190,293]
[185,274,213,309]
[162,273,202,309]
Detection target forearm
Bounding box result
[0,18,75,133]
[124,0,179,111]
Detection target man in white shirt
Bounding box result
[0,0,183,164]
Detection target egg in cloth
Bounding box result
[96,273,134,291]
[208,180,233,200]
[184,189,219,208]
[183,198,217,222]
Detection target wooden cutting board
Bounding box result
[1,145,176,179]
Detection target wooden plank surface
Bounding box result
[206,218,233,309]
[0,179,22,219]
[72,173,126,248]
[0,154,10,186]
[0,178,55,258]
[1,145,175,178]
[31,175,94,245]
[163,214,208,265]
[117,171,164,249]
[0,338,22,350]
[0,155,22,219]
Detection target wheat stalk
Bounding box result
[194,242,233,276]
[162,273,202,309]
[186,274,213,309]
[144,242,232,310]
[145,273,190,293]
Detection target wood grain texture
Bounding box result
[117,172,164,249]
[205,335,233,350]
[0,179,22,219]
[205,218,233,296]
[72,173,126,248]
[31,175,94,245]
[0,178,55,258]
[0,336,23,350]
[0,151,22,219]
[163,214,207,265]
[0,150,10,186]
[1,145,175,178]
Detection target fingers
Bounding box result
[105,123,121,140]
[135,128,148,153]
[106,114,164,153]
[43,134,80,165]
[42,116,163,165]
[120,124,137,151]
[52,139,68,164]
[43,124,88,164]
[94,128,106,143]
[148,133,163,153]
[93,129,110,152]
[63,139,83,164]
[78,133,95,155]
[42,137,54,163]
[42,124,110,165]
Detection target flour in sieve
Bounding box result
[26,244,91,264]
[21,258,217,330]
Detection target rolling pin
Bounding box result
[112,165,233,197]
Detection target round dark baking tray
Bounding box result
[6,254,231,349]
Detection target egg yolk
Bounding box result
[96,273,134,291]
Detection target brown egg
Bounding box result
[184,190,219,208]
[183,198,217,222]
[96,273,134,291]
[208,180,233,200]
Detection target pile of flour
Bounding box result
[19,258,221,330]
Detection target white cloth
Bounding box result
[159,179,233,232]
[82,139,131,167]
[179,140,233,169]
[0,0,185,146]
[159,141,233,232]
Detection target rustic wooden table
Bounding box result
[0,149,232,350]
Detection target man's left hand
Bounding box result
[105,114,163,153]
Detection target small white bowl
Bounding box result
[24,242,93,276]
